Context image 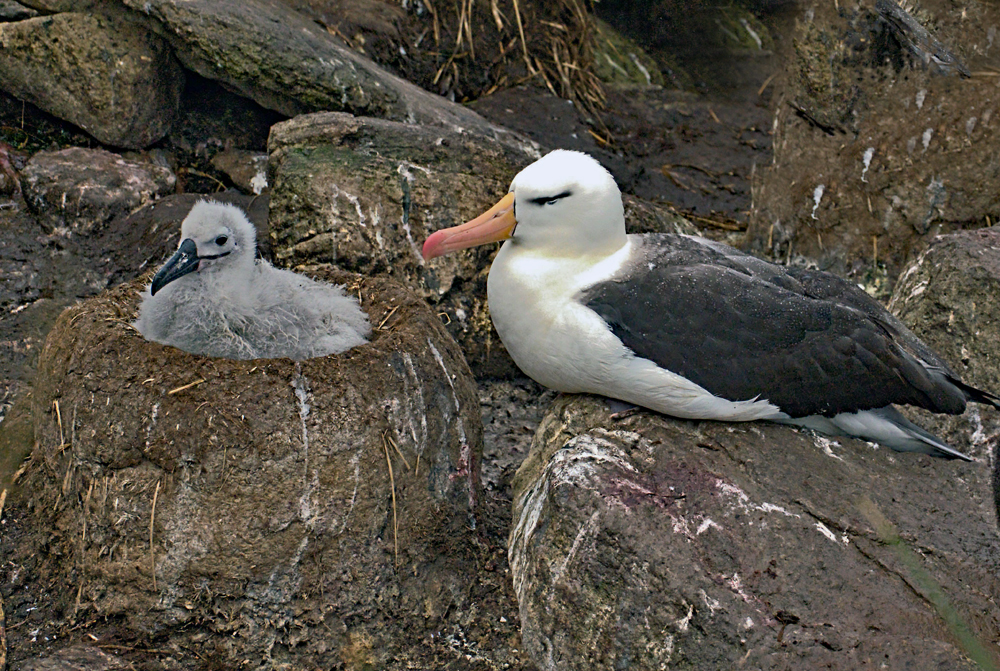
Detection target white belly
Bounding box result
[486,241,782,422]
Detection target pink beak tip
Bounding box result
[422,231,444,260]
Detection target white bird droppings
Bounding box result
[815,521,846,545]
[861,147,874,183]
[813,435,844,461]
[696,518,721,535]
[811,184,825,220]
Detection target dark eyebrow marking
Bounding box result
[528,190,572,205]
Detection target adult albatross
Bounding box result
[423,150,998,460]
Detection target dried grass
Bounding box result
[428,0,606,120]
[0,589,6,671]
[150,480,161,592]
[381,431,399,568]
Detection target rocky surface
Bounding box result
[749,0,1000,282]
[120,0,516,140]
[890,226,1000,462]
[0,12,183,148]
[210,148,270,195]
[21,147,176,234]
[19,646,128,671]
[0,2,999,670]
[0,1,36,21]
[3,268,486,668]
[510,394,1000,670]
[15,0,94,11]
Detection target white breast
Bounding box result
[486,237,783,422]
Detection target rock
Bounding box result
[120,0,518,139]
[622,193,700,236]
[20,646,128,671]
[510,395,1000,670]
[267,111,540,378]
[4,267,483,668]
[591,18,664,88]
[889,226,1000,464]
[0,141,21,196]
[0,0,36,21]
[21,147,175,234]
[15,0,93,11]
[0,12,183,148]
[167,73,285,161]
[210,148,269,194]
[748,2,1000,280]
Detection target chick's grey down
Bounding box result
[135,201,370,360]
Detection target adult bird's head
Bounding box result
[422,150,627,261]
[150,201,257,295]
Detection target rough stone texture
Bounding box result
[622,193,700,236]
[120,0,518,141]
[509,395,1000,671]
[4,268,484,669]
[15,0,94,10]
[889,226,1000,473]
[268,111,540,378]
[591,18,664,87]
[748,0,1000,281]
[210,148,270,195]
[0,0,36,21]
[268,112,700,378]
[0,12,183,149]
[20,646,128,671]
[21,147,176,234]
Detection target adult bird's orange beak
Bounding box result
[422,193,516,260]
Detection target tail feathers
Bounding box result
[954,378,1000,410]
[785,407,973,461]
[874,407,972,461]
[838,407,972,461]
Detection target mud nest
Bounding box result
[2,267,486,668]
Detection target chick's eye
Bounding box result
[215,235,229,246]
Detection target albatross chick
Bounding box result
[135,200,370,360]
[423,150,1000,460]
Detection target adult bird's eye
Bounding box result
[215,235,229,246]
[529,190,572,207]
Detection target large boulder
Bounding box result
[0,1,36,21]
[510,395,1000,670]
[119,0,518,140]
[889,226,1000,501]
[2,268,485,668]
[19,646,128,671]
[21,147,175,234]
[748,1,1000,281]
[0,12,183,148]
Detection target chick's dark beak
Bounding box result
[151,238,199,295]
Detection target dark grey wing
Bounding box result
[581,235,969,418]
